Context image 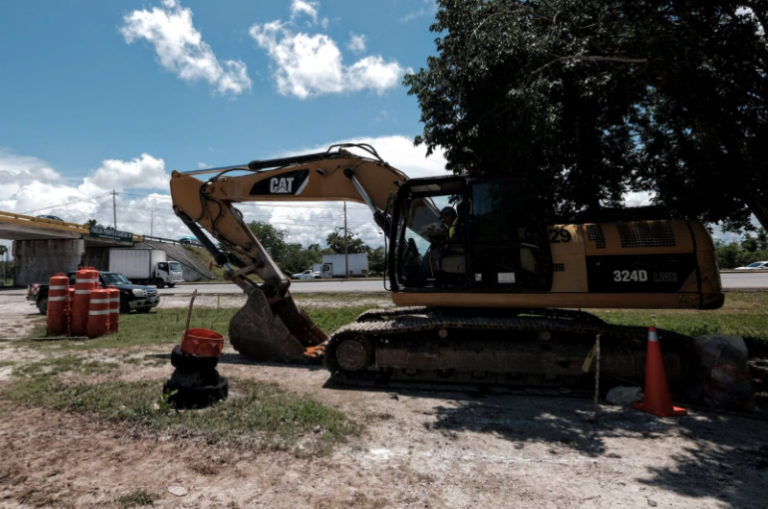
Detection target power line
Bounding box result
[21,193,111,215]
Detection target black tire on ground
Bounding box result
[170,345,219,370]
[137,307,152,313]
[167,283,175,288]
[120,299,129,313]
[155,279,164,289]
[37,297,48,315]
[163,376,228,409]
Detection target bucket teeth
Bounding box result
[228,290,327,363]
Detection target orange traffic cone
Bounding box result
[632,326,687,417]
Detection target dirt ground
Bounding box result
[0,293,766,508]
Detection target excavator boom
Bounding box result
[170,145,407,362]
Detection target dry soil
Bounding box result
[0,293,766,508]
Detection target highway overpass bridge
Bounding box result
[0,211,212,286]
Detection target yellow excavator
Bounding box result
[170,144,723,389]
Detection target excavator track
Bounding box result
[325,307,697,393]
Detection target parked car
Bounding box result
[291,269,321,280]
[734,261,768,270]
[27,271,160,315]
[178,236,201,246]
[36,214,64,221]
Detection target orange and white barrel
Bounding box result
[46,273,69,336]
[66,287,74,334]
[107,286,120,333]
[86,288,110,338]
[71,267,98,336]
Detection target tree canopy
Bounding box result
[404,1,768,229]
[716,228,768,268]
[245,222,384,275]
[247,221,322,274]
[326,228,368,254]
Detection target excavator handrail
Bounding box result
[177,144,385,176]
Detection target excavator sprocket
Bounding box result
[228,289,326,363]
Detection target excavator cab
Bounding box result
[390,176,553,293]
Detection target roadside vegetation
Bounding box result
[5,304,371,454]
[4,292,765,455]
[184,221,386,281]
[716,228,768,269]
[594,291,768,351]
[5,354,360,454]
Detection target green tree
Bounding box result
[326,229,367,254]
[248,221,287,261]
[715,228,768,268]
[246,222,324,274]
[281,242,322,274]
[367,246,386,275]
[405,1,768,228]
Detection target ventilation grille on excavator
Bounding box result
[618,222,676,248]
[586,224,606,248]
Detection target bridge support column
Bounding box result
[14,239,85,286]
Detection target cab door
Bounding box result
[467,179,552,291]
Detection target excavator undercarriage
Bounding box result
[325,307,696,391]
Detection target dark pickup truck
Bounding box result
[27,271,160,315]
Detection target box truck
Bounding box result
[320,253,369,277]
[108,249,184,288]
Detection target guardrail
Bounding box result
[0,211,143,242]
[142,234,203,247]
[0,211,89,234]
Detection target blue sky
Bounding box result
[0,0,448,248]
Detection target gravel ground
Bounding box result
[0,293,766,508]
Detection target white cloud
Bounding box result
[249,11,404,98]
[400,0,437,23]
[290,0,319,24]
[0,150,180,240]
[736,7,765,36]
[0,138,443,250]
[121,0,251,95]
[0,149,63,201]
[84,154,169,191]
[347,33,366,53]
[622,190,654,208]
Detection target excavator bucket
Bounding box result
[228,288,327,364]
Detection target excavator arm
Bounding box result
[170,144,408,362]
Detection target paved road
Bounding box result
[2,272,765,297]
[719,270,768,289]
[162,279,389,295]
[161,271,768,294]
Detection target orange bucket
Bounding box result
[180,328,224,358]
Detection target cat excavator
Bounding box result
[170,144,723,389]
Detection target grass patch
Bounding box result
[591,291,768,344]
[23,304,372,351]
[4,359,360,454]
[12,355,119,379]
[306,305,371,333]
[117,489,158,508]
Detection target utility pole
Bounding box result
[150,209,155,236]
[112,190,118,229]
[343,201,349,278]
